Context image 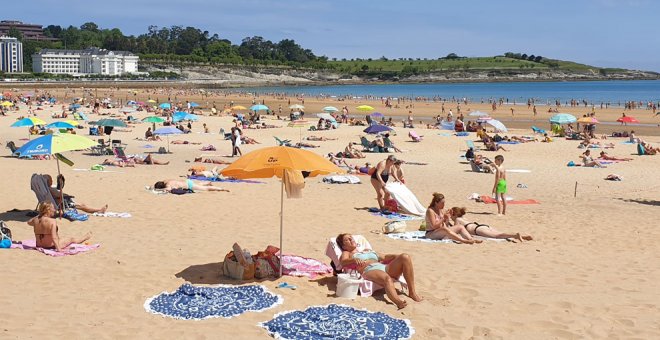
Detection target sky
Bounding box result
[7,0,660,71]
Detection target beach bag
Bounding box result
[63,209,88,222]
[0,221,12,248]
[382,221,407,234]
[254,245,280,279]
[223,251,255,280]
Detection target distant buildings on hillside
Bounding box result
[0,36,22,73]
[32,48,139,76]
[0,20,57,41]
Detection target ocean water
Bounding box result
[240,80,660,105]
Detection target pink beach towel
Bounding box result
[11,239,100,256]
[281,255,333,279]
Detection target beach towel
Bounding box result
[260,304,414,340]
[145,284,282,320]
[322,175,361,184]
[284,169,304,199]
[455,132,470,137]
[384,182,426,216]
[92,212,132,218]
[11,239,100,256]
[479,195,540,204]
[370,210,423,221]
[387,231,505,243]
[497,141,520,145]
[281,254,333,279]
[187,175,264,184]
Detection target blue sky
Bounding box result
[8,0,660,71]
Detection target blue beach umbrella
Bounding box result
[45,121,76,129]
[549,113,577,125]
[250,104,269,111]
[323,106,339,112]
[153,126,183,153]
[172,112,199,122]
[363,124,392,134]
[159,103,172,109]
[370,112,384,118]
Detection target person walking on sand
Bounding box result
[490,155,507,216]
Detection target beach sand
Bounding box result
[1,87,659,339]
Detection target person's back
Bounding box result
[30,213,56,248]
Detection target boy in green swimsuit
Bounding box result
[491,155,507,216]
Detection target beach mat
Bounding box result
[260,304,414,340]
[281,254,333,279]
[387,231,506,243]
[479,195,540,204]
[92,212,132,218]
[187,175,264,184]
[145,284,282,320]
[369,210,423,221]
[11,239,100,256]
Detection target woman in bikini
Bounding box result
[28,201,92,251]
[370,155,400,210]
[336,233,422,309]
[448,207,533,242]
[425,193,480,244]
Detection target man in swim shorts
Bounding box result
[491,155,507,216]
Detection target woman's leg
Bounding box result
[449,224,477,241]
[370,178,385,209]
[58,232,92,249]
[74,203,108,214]
[362,270,407,309]
[385,253,422,302]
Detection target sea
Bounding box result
[239,80,660,106]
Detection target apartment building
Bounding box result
[0,36,23,73]
[32,48,139,76]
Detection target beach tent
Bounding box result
[220,146,343,277]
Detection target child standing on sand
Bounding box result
[491,155,507,216]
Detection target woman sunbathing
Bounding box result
[580,150,607,167]
[171,140,201,145]
[425,193,481,244]
[28,201,92,251]
[598,151,632,161]
[102,159,135,167]
[193,157,232,164]
[448,207,533,242]
[306,135,337,141]
[336,233,422,309]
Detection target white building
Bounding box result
[32,48,138,76]
[0,36,23,73]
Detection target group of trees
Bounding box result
[7,22,328,71]
[504,52,544,63]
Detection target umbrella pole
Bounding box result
[56,158,64,218]
[279,172,285,277]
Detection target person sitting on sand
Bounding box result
[542,133,553,143]
[336,233,422,309]
[171,140,201,145]
[640,141,659,155]
[28,201,92,252]
[241,135,260,144]
[153,179,229,192]
[344,142,365,158]
[383,133,402,153]
[485,139,507,152]
[580,150,607,167]
[306,135,337,141]
[424,193,481,244]
[370,136,387,152]
[45,175,108,214]
[598,151,632,161]
[193,157,232,164]
[448,207,533,242]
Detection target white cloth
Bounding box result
[233,130,242,147]
[323,175,361,184]
[384,182,426,216]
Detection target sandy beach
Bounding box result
[1,86,659,339]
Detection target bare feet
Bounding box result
[473,239,483,244]
[409,293,423,302]
[81,232,92,243]
[394,299,408,310]
[522,235,533,241]
[99,205,108,214]
[515,233,524,242]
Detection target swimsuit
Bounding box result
[496,179,507,194]
[353,251,386,274]
[186,179,194,191]
[371,169,389,183]
[464,222,490,236]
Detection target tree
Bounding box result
[7,27,23,41]
[80,22,99,33]
[521,54,528,60]
[527,54,535,61]
[534,56,543,62]
[361,64,369,72]
[445,53,460,59]
[43,25,62,39]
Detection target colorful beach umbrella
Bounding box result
[322,106,339,112]
[363,124,392,134]
[172,112,199,122]
[1,101,14,107]
[370,112,384,118]
[356,105,374,111]
[11,117,46,127]
[142,116,165,123]
[159,103,171,109]
[231,105,247,110]
[577,117,599,124]
[147,99,157,103]
[617,116,639,124]
[220,146,344,276]
[288,119,311,142]
[250,104,269,111]
[549,113,577,125]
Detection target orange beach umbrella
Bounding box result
[220,146,344,276]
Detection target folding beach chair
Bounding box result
[360,136,380,152]
[30,173,72,212]
[274,137,292,147]
[408,130,423,142]
[469,160,491,173]
[531,126,546,134]
[219,128,232,140]
[325,235,407,297]
[113,146,129,161]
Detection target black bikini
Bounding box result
[371,170,389,183]
[465,222,490,236]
